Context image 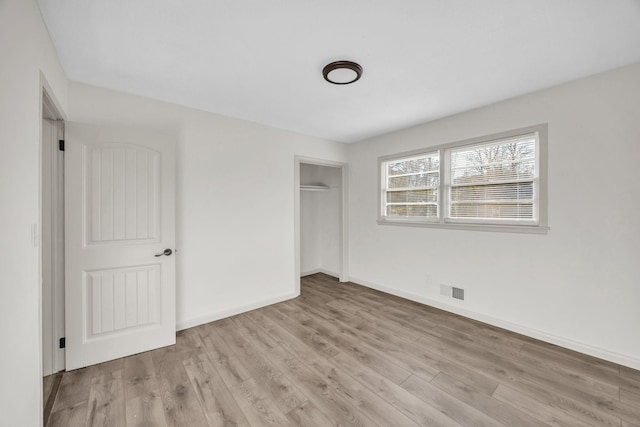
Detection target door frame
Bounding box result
[40,79,67,378]
[294,156,349,294]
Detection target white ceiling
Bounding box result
[37,0,640,143]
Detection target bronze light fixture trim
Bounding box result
[322,60,363,85]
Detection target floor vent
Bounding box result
[452,287,465,300]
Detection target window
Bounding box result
[379,124,548,233]
[446,134,537,224]
[382,152,440,220]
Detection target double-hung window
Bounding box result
[382,152,440,220]
[379,124,548,233]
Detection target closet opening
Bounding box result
[294,157,348,294]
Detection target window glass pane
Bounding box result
[387,189,438,203]
[386,204,438,218]
[451,159,535,185]
[450,138,535,168]
[388,174,439,189]
[450,137,535,185]
[450,203,533,219]
[450,182,533,201]
[449,134,537,221]
[383,152,440,219]
[387,156,439,176]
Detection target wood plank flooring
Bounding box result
[45,273,640,426]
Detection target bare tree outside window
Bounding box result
[379,126,545,230]
[449,136,536,220]
[384,153,439,218]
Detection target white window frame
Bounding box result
[378,124,549,234]
[380,151,441,223]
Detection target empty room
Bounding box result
[2,0,640,426]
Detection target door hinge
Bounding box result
[59,337,66,349]
[58,139,65,152]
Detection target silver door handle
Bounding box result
[155,248,173,257]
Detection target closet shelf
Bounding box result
[300,184,330,191]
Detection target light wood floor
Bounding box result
[45,273,640,426]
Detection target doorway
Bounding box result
[294,157,348,294]
[41,90,65,376]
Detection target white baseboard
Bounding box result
[176,291,298,331]
[301,268,340,279]
[349,276,640,371]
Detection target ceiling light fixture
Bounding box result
[322,60,363,85]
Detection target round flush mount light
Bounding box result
[322,60,363,85]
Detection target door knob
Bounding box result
[154,248,173,257]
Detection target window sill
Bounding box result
[377,219,549,234]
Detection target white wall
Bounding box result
[347,63,640,369]
[0,1,69,425]
[300,163,342,276]
[67,83,348,330]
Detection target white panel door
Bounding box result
[65,123,176,370]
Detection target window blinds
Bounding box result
[383,152,439,218]
[447,133,538,222]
